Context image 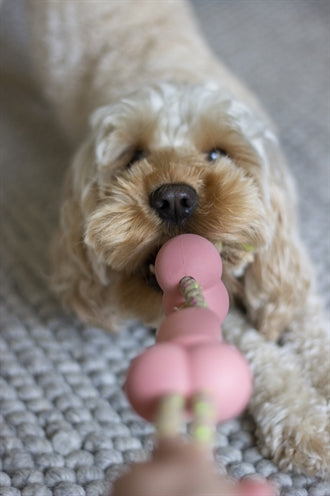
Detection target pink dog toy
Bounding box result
[125,234,252,441]
[111,235,275,496]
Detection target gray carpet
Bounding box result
[0,1,329,495]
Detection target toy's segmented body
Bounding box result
[115,235,274,496]
[125,234,252,439]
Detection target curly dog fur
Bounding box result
[28,0,329,475]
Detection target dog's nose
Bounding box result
[149,183,198,224]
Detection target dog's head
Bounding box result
[55,83,305,336]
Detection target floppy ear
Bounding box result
[241,143,313,341]
[51,148,124,332]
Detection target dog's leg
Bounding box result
[279,294,330,401]
[223,310,330,476]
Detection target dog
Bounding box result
[28,0,329,476]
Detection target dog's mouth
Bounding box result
[141,249,162,292]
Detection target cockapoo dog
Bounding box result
[28,0,329,476]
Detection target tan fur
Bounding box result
[28,0,329,475]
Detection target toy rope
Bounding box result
[189,391,216,446]
[155,393,184,439]
[155,276,215,447]
[179,276,207,308]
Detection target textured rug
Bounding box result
[0,1,329,495]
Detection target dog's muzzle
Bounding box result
[149,183,198,225]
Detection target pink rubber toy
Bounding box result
[114,234,273,496]
[125,234,253,425]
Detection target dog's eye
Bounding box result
[127,148,148,168]
[207,148,228,162]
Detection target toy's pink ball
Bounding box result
[157,307,222,346]
[125,341,252,423]
[155,234,222,292]
[238,480,276,496]
[125,343,189,422]
[188,342,253,422]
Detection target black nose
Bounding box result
[149,183,198,225]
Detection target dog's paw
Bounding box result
[224,311,330,477]
[257,404,330,476]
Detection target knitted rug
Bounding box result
[0,1,329,495]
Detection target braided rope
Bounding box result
[179,276,207,308]
[190,392,216,447]
[155,394,184,439]
[155,275,215,445]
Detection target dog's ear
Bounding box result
[51,159,124,332]
[241,142,313,341]
[90,105,119,166]
[89,104,141,189]
[51,104,141,331]
[70,105,127,197]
